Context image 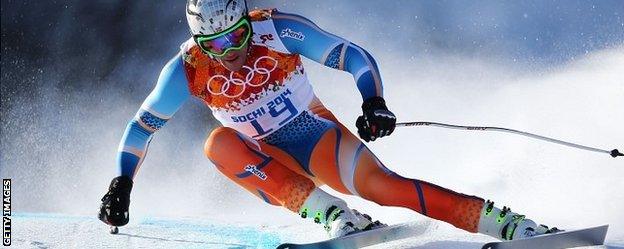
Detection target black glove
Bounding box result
[356,96,396,142]
[98,176,133,226]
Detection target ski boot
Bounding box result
[478,200,560,240]
[98,176,133,233]
[324,207,386,238]
[298,188,386,238]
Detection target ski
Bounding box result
[276,222,428,249]
[481,225,608,249]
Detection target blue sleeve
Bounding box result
[272,11,384,100]
[117,54,190,177]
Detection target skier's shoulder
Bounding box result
[179,37,195,52]
[179,38,207,69]
[249,8,276,22]
[269,9,316,27]
[251,8,312,28]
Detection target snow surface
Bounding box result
[2,1,624,249]
[9,213,621,248]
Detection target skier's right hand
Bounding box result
[98,176,133,226]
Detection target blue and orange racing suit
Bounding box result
[117,9,484,233]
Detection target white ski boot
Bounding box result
[478,200,560,240]
[324,207,386,238]
[299,188,386,238]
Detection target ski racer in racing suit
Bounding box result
[99,0,557,241]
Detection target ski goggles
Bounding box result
[193,17,252,57]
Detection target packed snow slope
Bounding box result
[1,0,623,248]
[9,212,623,248]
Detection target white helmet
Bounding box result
[186,0,249,35]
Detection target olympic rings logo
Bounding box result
[207,56,278,98]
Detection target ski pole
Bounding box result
[396,121,622,158]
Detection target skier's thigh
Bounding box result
[308,127,352,194]
[204,127,316,210]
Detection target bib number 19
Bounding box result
[250,91,298,138]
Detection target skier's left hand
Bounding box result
[356,96,396,142]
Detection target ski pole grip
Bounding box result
[610,149,623,158]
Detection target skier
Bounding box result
[99,0,557,240]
